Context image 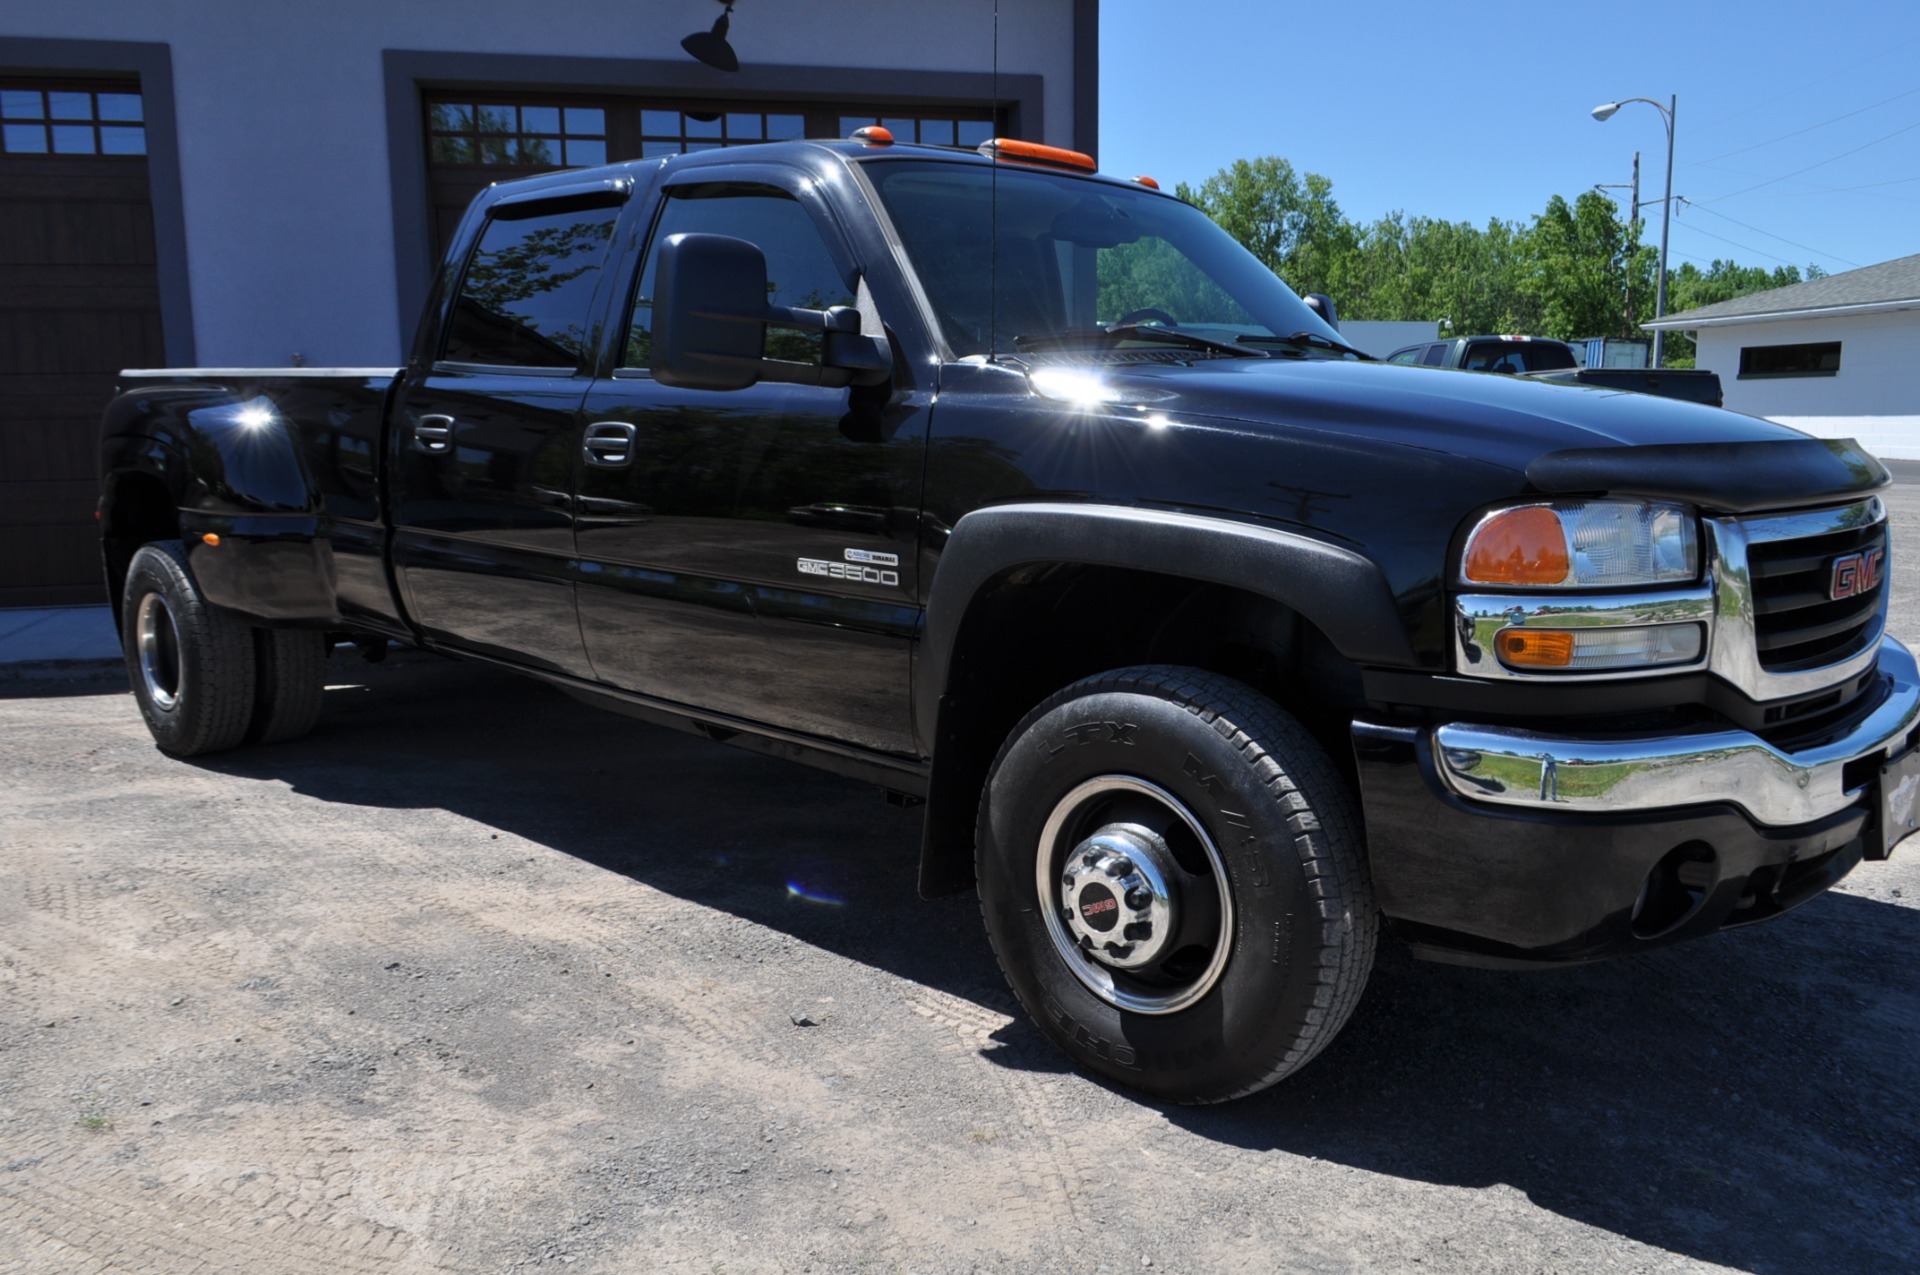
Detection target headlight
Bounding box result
[1461,500,1697,589]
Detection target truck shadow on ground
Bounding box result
[193,656,1919,1275]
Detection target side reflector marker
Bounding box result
[202,533,221,547]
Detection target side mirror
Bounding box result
[1304,293,1340,330]
[652,232,892,392]
[653,233,769,391]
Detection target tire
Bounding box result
[121,540,258,756]
[247,628,329,745]
[975,665,1377,1104]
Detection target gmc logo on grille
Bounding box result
[1830,546,1885,600]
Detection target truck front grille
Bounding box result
[1747,519,1888,672]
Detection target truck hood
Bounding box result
[1068,357,1887,513]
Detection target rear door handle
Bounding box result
[582,420,637,469]
[414,414,454,453]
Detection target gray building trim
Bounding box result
[1652,251,1920,328]
[1073,0,1099,159]
[0,36,194,365]
[383,49,1047,341]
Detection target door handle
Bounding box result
[582,421,637,469]
[414,414,454,453]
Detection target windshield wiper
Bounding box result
[1013,324,1267,358]
[1237,330,1375,360]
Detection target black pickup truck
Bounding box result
[1387,335,1725,406]
[98,134,1919,1103]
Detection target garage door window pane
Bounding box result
[48,91,92,120]
[97,92,142,122]
[444,203,621,367]
[2,89,43,118]
[99,125,146,155]
[430,99,609,170]
[52,125,95,153]
[766,113,804,140]
[2,122,47,152]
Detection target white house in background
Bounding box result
[1644,253,1920,459]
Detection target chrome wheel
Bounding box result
[136,591,183,711]
[1036,775,1234,1015]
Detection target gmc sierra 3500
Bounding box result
[97,131,1918,1103]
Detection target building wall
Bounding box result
[2,0,1081,368]
[1694,308,1920,457]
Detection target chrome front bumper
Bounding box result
[1434,636,1920,827]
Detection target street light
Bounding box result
[1592,95,1676,366]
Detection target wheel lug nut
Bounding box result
[1125,888,1152,910]
[1124,921,1153,942]
[1105,857,1134,878]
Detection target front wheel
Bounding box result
[976,666,1376,1103]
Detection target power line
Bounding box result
[1700,116,1920,203]
[1675,202,1860,268]
[1670,219,1800,268]
[1687,32,1920,135]
[1749,175,1920,198]
[1687,84,1920,167]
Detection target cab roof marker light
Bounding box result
[1133,175,1161,189]
[851,126,894,146]
[977,138,1097,172]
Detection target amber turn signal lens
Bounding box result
[1497,630,1575,668]
[1464,506,1570,585]
[201,533,221,547]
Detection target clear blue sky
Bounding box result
[1097,1,1920,277]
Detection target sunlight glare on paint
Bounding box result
[235,404,275,430]
[1027,367,1122,407]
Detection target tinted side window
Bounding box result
[1523,343,1577,372]
[625,184,853,369]
[442,202,620,368]
[1386,347,1420,365]
[1420,344,1449,366]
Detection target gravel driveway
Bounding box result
[5,488,1920,1274]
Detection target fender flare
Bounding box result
[100,383,336,624]
[914,502,1415,756]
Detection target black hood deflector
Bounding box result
[1527,438,1889,514]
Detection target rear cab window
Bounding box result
[441,200,623,368]
[1463,340,1577,373]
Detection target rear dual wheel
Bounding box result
[976,666,1376,1103]
[122,540,328,755]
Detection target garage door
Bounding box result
[0,79,163,608]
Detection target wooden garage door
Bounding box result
[0,80,164,608]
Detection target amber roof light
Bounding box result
[977,138,1096,171]
[851,126,894,146]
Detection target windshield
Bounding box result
[863,159,1348,360]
